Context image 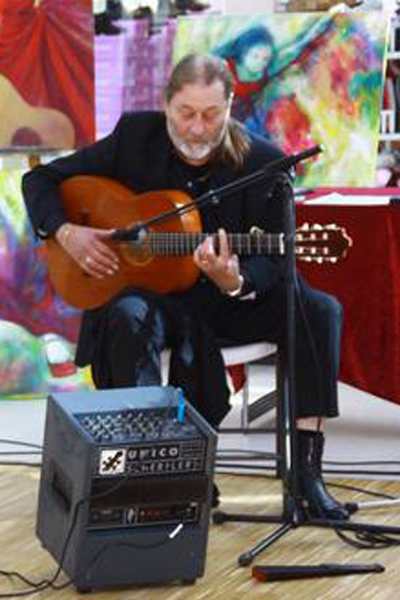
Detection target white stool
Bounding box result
[161,341,277,430]
[221,341,277,430]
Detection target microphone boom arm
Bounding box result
[112,145,323,242]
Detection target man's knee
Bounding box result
[320,292,342,320]
[108,295,166,349]
[303,286,343,328]
[109,295,152,332]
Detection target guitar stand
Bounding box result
[212,175,400,569]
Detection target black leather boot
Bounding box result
[297,430,349,520]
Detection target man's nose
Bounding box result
[189,114,206,136]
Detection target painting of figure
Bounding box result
[173,12,388,186]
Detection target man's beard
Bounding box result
[166,117,228,162]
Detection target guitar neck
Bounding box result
[143,232,285,256]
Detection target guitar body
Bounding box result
[45,176,351,309]
[46,176,202,309]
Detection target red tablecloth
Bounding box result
[296,188,400,405]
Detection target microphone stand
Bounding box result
[113,144,400,569]
[211,168,400,570]
[112,145,322,241]
[213,174,305,565]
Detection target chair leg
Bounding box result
[240,364,250,429]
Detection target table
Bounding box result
[296,187,400,405]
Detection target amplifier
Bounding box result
[36,386,217,593]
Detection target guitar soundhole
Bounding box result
[119,241,153,265]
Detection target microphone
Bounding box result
[252,562,384,582]
[262,144,323,177]
[112,223,148,242]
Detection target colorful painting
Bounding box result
[0,0,95,150]
[173,12,389,186]
[0,169,92,398]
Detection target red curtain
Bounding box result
[0,0,94,147]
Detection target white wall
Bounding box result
[224,0,275,12]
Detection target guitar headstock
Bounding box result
[295,222,352,263]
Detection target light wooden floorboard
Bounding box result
[1,466,400,599]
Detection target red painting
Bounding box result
[0,0,94,149]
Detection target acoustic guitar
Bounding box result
[46,176,352,309]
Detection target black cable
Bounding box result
[0,481,103,596]
[0,440,42,450]
[0,463,41,468]
[217,454,275,461]
[216,462,275,470]
[324,460,400,466]
[324,468,400,477]
[327,481,397,500]
[217,449,400,468]
[333,527,400,550]
[215,464,400,550]
[218,448,272,456]
[0,470,185,597]
[215,463,400,502]
[216,460,400,477]
[0,493,84,596]
[0,452,42,457]
[0,475,133,596]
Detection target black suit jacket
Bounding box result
[22,111,288,296]
[22,112,291,425]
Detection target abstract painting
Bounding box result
[173,11,389,186]
[0,169,91,398]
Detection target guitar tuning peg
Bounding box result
[250,226,264,235]
[312,223,322,230]
[329,257,338,263]
[301,222,310,230]
[325,223,338,230]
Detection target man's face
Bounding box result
[165,80,231,165]
[242,44,271,75]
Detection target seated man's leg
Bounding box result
[204,278,348,520]
[294,277,349,520]
[89,290,230,429]
[91,293,167,388]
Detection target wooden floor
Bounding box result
[1,466,400,599]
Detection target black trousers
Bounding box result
[87,275,342,425]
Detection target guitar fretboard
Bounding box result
[143,232,285,256]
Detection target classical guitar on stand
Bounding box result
[45,176,352,309]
